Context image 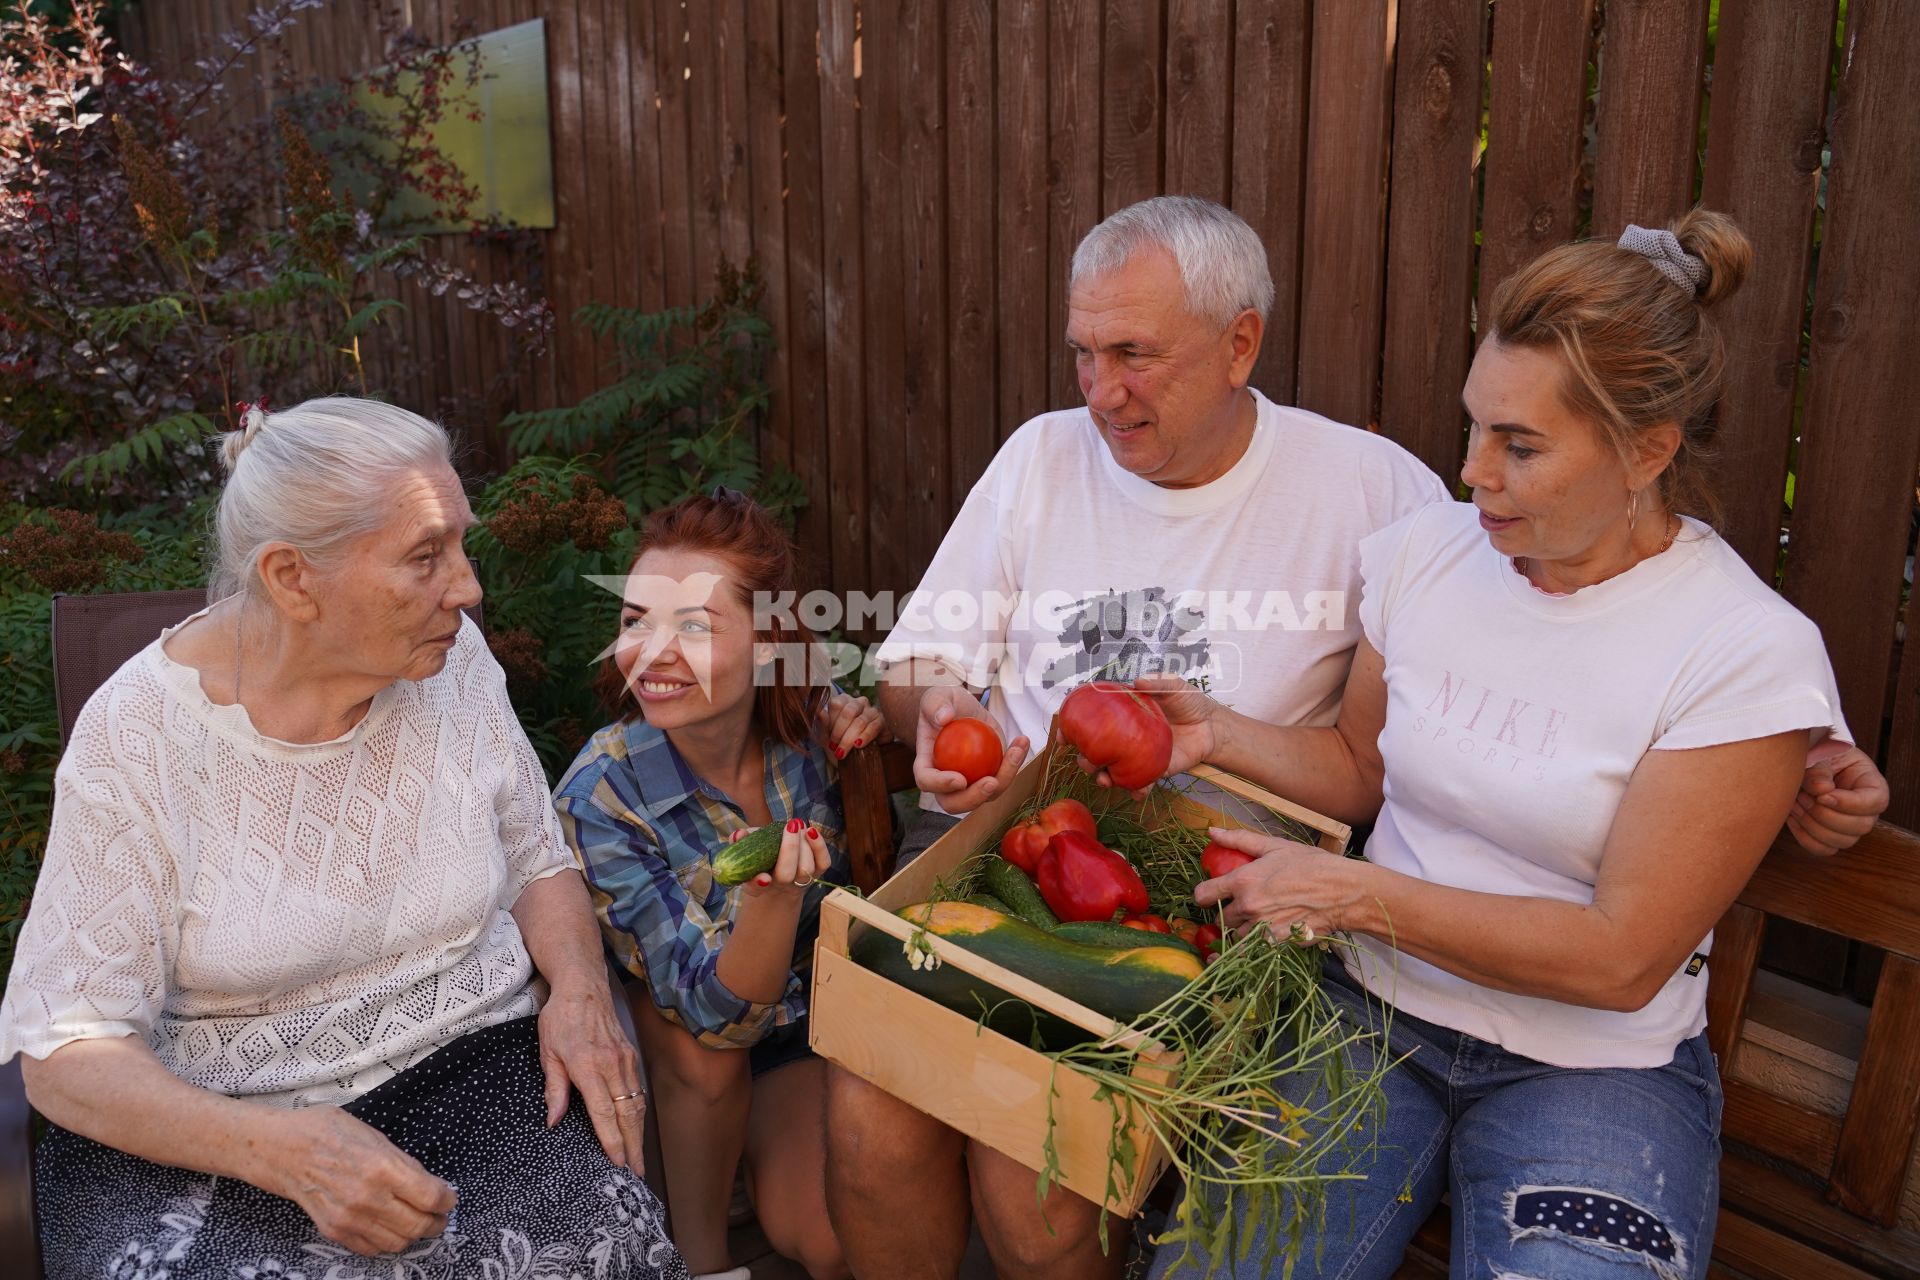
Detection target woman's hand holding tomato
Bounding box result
[1191,826,1365,945]
[912,687,1030,815]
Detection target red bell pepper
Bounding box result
[1035,830,1151,923]
[1199,840,1257,881]
[999,798,1099,876]
[1193,923,1223,957]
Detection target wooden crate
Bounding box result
[810,735,1351,1216]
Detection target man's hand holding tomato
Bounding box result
[912,686,1030,815]
[1073,674,1224,789]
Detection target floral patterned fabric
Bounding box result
[33,1017,686,1280]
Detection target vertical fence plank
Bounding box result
[1590,0,1711,237]
[1778,0,1920,743]
[1295,0,1395,428]
[818,0,867,596]
[1230,0,1311,406]
[745,0,790,472]
[1478,0,1596,327]
[1100,0,1161,216]
[656,0,695,308]
[1164,0,1231,204]
[685,0,726,297]
[573,0,616,393]
[947,0,998,503]
[715,0,754,273]
[781,0,834,585]
[601,0,640,319]
[1699,0,1839,576]
[544,0,593,406]
[1379,0,1485,485]
[899,0,949,586]
[627,0,668,316]
[1047,0,1102,408]
[996,0,1049,443]
[858,0,909,598]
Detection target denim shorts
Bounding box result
[1151,957,1723,1280]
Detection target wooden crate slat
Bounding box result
[1163,0,1232,205]
[1777,0,1920,742]
[1698,0,1841,576]
[1379,0,1487,484]
[1829,954,1920,1226]
[1294,0,1395,429]
[1478,0,1596,332]
[1589,0,1711,238]
[1228,0,1312,406]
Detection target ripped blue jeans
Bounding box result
[1150,959,1722,1280]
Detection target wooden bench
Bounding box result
[843,742,1920,1278]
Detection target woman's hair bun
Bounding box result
[1670,207,1752,307]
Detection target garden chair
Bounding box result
[0,588,668,1276]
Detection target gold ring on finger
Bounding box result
[612,1091,644,1104]
[793,874,815,887]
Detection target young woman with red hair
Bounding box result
[554,491,879,1280]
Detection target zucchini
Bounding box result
[1051,920,1202,960]
[967,893,1013,913]
[851,901,1202,1052]
[982,858,1059,928]
[711,823,785,886]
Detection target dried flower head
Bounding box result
[0,508,145,592]
[113,115,191,249]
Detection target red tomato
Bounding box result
[1199,841,1256,881]
[1058,681,1173,790]
[1169,918,1203,946]
[1193,923,1223,956]
[932,717,1003,785]
[1122,913,1173,934]
[1000,798,1097,875]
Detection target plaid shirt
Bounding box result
[553,717,845,1049]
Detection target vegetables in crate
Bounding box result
[1058,680,1174,789]
[999,797,1098,874]
[1036,830,1151,922]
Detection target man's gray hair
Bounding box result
[1070,195,1274,327]
[208,397,453,603]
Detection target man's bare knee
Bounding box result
[825,1067,959,1176]
[970,1144,1118,1276]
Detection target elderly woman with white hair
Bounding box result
[0,399,686,1279]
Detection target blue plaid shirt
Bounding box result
[553,717,846,1048]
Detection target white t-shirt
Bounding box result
[0,612,576,1106]
[875,390,1449,753]
[1349,502,1849,1068]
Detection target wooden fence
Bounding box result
[121,0,1919,826]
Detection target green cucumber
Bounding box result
[711,823,785,886]
[982,858,1059,929]
[1050,920,1202,959]
[851,902,1202,1051]
[967,893,1013,913]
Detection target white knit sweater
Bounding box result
[0,612,576,1106]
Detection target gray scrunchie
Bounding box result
[1617,224,1706,295]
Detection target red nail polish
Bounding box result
[808,826,820,839]
[786,818,802,833]
[854,738,864,748]
[833,745,844,758]
[756,874,771,886]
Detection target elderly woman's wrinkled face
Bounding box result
[1459,340,1641,568]
[320,464,481,683]
[614,547,763,735]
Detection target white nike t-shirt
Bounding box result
[1348,501,1850,1068]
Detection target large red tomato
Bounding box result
[1058,681,1173,790]
[999,798,1099,875]
[932,717,1003,784]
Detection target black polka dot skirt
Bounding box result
[32,1016,688,1280]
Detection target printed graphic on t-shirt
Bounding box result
[1039,586,1212,689]
[1409,667,1571,782]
